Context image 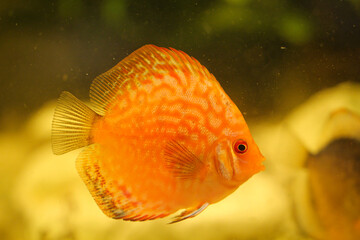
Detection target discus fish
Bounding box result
[52,45,265,223]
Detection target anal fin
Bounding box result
[169,203,209,224]
[76,144,131,219]
[76,144,170,221]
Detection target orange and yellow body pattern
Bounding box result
[52,45,264,223]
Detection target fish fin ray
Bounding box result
[89,67,125,115]
[51,91,100,155]
[76,144,133,219]
[164,139,204,179]
[89,44,215,115]
[122,212,170,222]
[169,203,209,224]
[76,144,169,221]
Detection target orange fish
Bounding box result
[52,45,265,223]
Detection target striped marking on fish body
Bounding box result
[98,69,237,147]
[99,46,243,211]
[92,68,240,211]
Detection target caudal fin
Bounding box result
[51,91,100,155]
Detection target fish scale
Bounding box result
[51,44,264,222]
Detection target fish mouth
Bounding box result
[240,155,265,177]
[228,155,265,184]
[255,155,266,172]
[257,162,266,172]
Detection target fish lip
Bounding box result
[257,162,266,172]
[256,156,266,171]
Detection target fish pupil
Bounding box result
[238,144,246,152]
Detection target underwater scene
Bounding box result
[1,0,360,239]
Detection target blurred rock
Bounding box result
[285,82,360,155]
[270,82,360,240]
[307,138,360,240]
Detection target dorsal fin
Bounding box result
[163,140,204,179]
[89,44,215,115]
[89,67,125,116]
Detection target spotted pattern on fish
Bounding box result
[52,45,265,223]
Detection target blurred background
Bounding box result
[1,0,360,239]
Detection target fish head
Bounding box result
[210,132,265,187]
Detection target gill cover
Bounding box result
[213,139,242,182]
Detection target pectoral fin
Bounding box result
[163,140,204,179]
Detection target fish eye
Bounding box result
[233,140,248,154]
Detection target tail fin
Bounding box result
[52,91,100,155]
